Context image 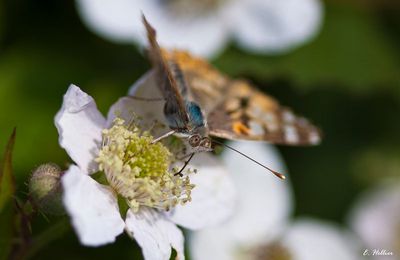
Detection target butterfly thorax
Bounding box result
[164,99,212,152]
[163,96,203,130]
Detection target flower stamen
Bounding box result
[96,118,195,212]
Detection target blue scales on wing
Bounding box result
[186,101,206,129]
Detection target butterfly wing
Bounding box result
[164,50,321,146]
[206,80,322,145]
[142,16,190,129]
[161,50,228,115]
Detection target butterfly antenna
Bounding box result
[212,139,286,180]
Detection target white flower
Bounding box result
[348,181,400,260]
[55,75,235,260]
[189,141,358,260]
[76,0,323,57]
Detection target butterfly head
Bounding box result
[188,134,213,152]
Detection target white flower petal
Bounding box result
[282,219,359,260]
[127,70,158,97]
[190,142,292,260]
[139,11,228,58]
[166,153,236,230]
[348,181,400,259]
[107,71,166,129]
[55,84,105,174]
[62,165,125,246]
[125,208,185,260]
[220,141,292,242]
[229,0,323,53]
[76,0,145,43]
[76,0,229,57]
[190,227,237,260]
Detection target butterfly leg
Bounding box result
[151,130,176,144]
[174,153,195,177]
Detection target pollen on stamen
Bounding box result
[95,118,195,212]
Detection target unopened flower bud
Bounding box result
[29,163,64,215]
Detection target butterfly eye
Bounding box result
[189,134,201,147]
[200,137,211,148]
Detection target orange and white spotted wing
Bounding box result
[163,50,321,146]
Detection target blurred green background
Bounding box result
[0,0,399,259]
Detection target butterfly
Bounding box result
[141,15,321,178]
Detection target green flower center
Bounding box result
[96,118,194,212]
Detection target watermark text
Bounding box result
[363,249,394,257]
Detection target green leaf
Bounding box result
[0,128,16,212]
